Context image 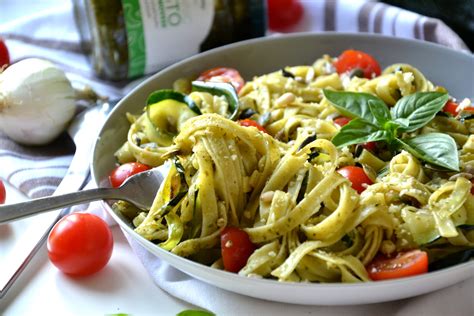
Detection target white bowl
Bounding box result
[91,33,474,305]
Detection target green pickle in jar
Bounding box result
[73,0,266,81]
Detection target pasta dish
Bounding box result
[110,50,474,283]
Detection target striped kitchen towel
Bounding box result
[0,0,469,200]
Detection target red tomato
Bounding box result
[367,250,429,281]
[334,49,381,79]
[239,119,267,133]
[268,0,304,31]
[47,213,113,276]
[221,227,256,273]
[443,100,460,116]
[197,67,245,93]
[443,100,474,116]
[109,162,151,188]
[0,180,6,204]
[362,141,377,152]
[334,116,351,127]
[0,38,9,68]
[337,166,373,194]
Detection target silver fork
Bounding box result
[0,168,164,223]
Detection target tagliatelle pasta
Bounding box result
[112,51,474,283]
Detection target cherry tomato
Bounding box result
[334,116,351,127]
[334,49,381,79]
[443,100,460,116]
[47,213,113,276]
[197,67,245,93]
[0,38,9,68]
[109,162,151,188]
[362,141,377,152]
[268,0,304,32]
[337,166,373,194]
[221,227,256,273]
[239,119,267,133]
[443,100,474,116]
[367,250,428,281]
[0,180,6,204]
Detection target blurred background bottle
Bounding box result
[73,0,266,81]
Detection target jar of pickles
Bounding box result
[73,0,266,81]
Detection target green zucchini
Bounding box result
[191,81,240,120]
[159,212,184,250]
[156,158,189,219]
[145,90,200,146]
[146,89,201,114]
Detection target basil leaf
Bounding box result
[391,92,449,132]
[332,119,390,147]
[323,89,385,125]
[397,133,459,171]
[368,99,391,125]
[392,118,410,128]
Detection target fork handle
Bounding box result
[0,188,117,223]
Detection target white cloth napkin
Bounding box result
[0,0,470,314]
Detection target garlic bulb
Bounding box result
[0,58,76,145]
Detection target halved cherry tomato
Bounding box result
[239,119,267,133]
[0,180,6,204]
[221,227,256,273]
[109,162,151,188]
[334,116,351,127]
[0,38,9,68]
[443,100,474,116]
[367,250,429,281]
[268,0,304,32]
[337,166,373,194]
[47,213,113,276]
[443,100,460,116]
[197,67,245,93]
[334,49,381,79]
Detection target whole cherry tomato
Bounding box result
[268,0,304,32]
[197,67,245,93]
[221,227,256,273]
[0,38,9,68]
[239,119,267,133]
[47,213,113,276]
[362,141,377,152]
[334,49,381,79]
[337,166,373,194]
[367,250,428,281]
[109,162,151,188]
[0,180,6,204]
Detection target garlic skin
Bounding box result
[0,58,76,145]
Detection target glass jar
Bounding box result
[73,0,266,81]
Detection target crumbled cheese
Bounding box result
[458,98,472,112]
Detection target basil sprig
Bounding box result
[323,90,459,171]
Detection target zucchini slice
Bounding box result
[145,90,200,146]
[191,81,240,120]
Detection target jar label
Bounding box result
[122,0,215,78]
